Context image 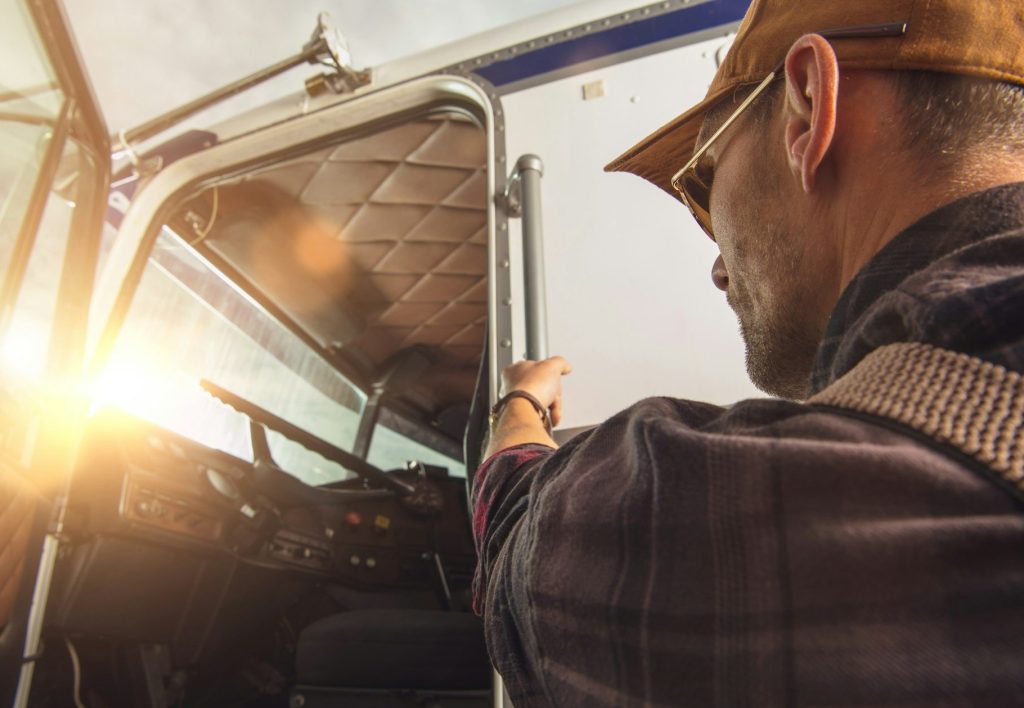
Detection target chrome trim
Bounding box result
[13,529,62,708]
[510,155,548,361]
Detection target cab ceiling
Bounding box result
[185,113,488,428]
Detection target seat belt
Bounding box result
[809,342,1024,505]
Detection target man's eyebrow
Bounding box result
[694,82,764,156]
[694,126,712,155]
[694,103,729,156]
[694,116,720,157]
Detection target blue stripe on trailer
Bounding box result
[476,0,750,87]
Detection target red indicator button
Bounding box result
[344,512,362,528]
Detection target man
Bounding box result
[472,0,1024,706]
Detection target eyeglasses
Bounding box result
[670,22,908,239]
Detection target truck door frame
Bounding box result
[88,73,512,412]
[1,0,111,705]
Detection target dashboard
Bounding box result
[48,408,476,663]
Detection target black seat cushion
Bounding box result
[295,609,491,691]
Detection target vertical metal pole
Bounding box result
[515,155,547,362]
[490,156,547,705]
[351,386,384,461]
[493,668,516,708]
[9,100,74,708]
[13,523,64,708]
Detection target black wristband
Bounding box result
[489,390,552,434]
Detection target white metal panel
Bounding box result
[501,34,762,430]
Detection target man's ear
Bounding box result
[783,34,840,193]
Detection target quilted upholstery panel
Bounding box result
[206,114,489,415]
[0,470,35,629]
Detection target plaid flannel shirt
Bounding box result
[471,183,1024,707]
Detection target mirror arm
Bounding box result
[114,13,370,153]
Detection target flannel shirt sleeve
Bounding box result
[470,442,554,615]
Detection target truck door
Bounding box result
[0,0,110,704]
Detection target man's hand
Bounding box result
[482,356,574,460]
[501,356,574,427]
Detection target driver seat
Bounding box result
[290,608,491,707]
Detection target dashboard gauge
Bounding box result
[205,467,241,501]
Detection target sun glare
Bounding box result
[89,356,182,419]
[0,318,48,382]
[88,335,189,417]
[85,334,248,456]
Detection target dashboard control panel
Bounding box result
[266,529,333,571]
[74,410,476,594]
[122,479,223,543]
[52,405,478,670]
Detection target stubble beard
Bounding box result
[727,218,822,401]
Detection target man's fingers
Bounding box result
[503,356,572,374]
[500,356,573,412]
[550,394,562,415]
[546,355,573,375]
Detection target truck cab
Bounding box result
[0,1,752,705]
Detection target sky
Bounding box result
[63,0,582,133]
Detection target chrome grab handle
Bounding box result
[505,155,548,362]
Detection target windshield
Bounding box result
[95,225,467,483]
[369,411,466,477]
[94,228,368,485]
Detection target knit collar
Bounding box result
[809,181,1024,394]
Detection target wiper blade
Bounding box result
[201,378,415,496]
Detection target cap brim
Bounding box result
[604,84,737,200]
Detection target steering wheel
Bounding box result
[200,380,446,516]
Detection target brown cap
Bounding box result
[605,0,1024,200]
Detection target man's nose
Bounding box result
[712,254,729,292]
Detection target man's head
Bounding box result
[697,44,1024,399]
[606,0,1024,399]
